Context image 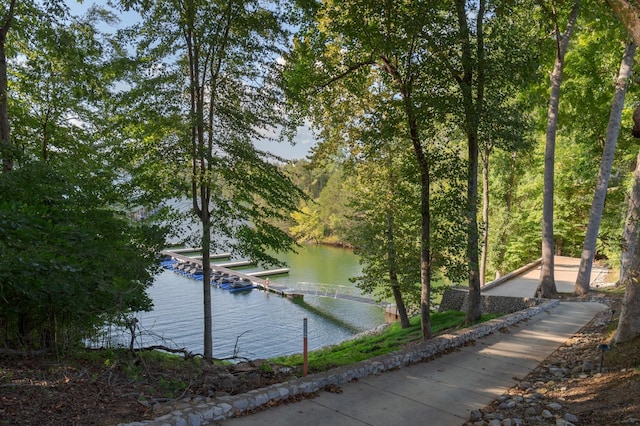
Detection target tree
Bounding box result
[127,0,304,361]
[1,0,16,172]
[536,0,579,298]
[620,151,640,285]
[574,39,636,296]
[605,0,640,344]
[344,119,421,329]
[0,162,165,351]
[288,0,544,333]
[615,152,640,343]
[290,203,323,244]
[286,0,452,339]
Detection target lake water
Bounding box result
[125,245,386,360]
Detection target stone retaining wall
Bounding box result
[439,287,545,315]
[120,299,560,426]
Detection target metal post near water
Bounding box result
[303,317,308,377]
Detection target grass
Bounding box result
[70,310,501,380]
[271,310,499,373]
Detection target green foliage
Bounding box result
[289,203,324,243]
[0,163,165,351]
[481,4,635,277]
[123,0,306,269]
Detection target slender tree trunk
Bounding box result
[201,212,213,360]
[495,152,517,276]
[614,222,640,343]
[606,0,640,137]
[574,40,636,295]
[417,153,432,340]
[0,0,15,173]
[405,110,432,339]
[604,0,640,345]
[386,56,432,339]
[454,0,484,324]
[386,211,410,328]
[480,147,490,286]
[537,0,579,298]
[620,151,640,284]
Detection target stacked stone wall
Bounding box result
[439,288,544,315]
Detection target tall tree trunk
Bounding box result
[620,151,640,284]
[386,211,410,328]
[201,212,213,360]
[0,0,15,173]
[614,222,640,343]
[574,40,636,296]
[605,0,640,345]
[480,146,490,286]
[406,115,432,340]
[381,56,431,339]
[537,0,579,298]
[455,0,484,324]
[495,152,517,277]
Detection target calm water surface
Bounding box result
[132,245,385,359]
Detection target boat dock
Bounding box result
[160,249,299,299]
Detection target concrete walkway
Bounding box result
[217,257,607,426]
[483,256,609,297]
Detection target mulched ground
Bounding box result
[0,352,296,425]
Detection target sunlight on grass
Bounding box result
[271,311,499,373]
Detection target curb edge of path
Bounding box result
[121,299,563,426]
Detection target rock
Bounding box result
[542,409,554,418]
[549,367,566,377]
[486,412,504,420]
[547,402,562,411]
[469,409,482,421]
[498,400,516,409]
[582,361,595,372]
[564,412,578,423]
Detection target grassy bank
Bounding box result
[271,310,498,373]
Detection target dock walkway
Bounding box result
[160,250,298,298]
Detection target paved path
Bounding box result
[483,256,609,297]
[216,257,607,426]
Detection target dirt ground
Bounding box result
[1,291,638,425]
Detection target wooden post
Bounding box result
[303,317,308,377]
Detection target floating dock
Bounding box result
[187,253,233,260]
[247,269,290,277]
[160,249,300,299]
[216,260,255,268]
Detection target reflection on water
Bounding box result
[131,245,385,360]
